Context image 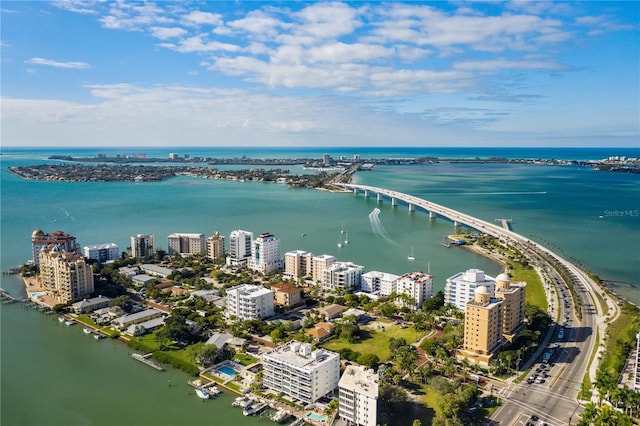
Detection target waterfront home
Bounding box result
[112,308,164,330]
[124,316,165,336]
[306,322,335,342]
[71,295,112,314]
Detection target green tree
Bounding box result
[357,353,380,368]
[187,342,219,366]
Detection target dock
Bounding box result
[131,353,164,371]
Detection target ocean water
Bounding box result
[1,147,639,426]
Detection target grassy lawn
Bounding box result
[509,262,547,310]
[322,320,427,362]
[420,386,442,419]
[232,353,258,366]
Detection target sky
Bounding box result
[1,1,639,148]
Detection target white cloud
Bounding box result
[53,0,99,15]
[181,10,222,26]
[149,26,187,40]
[25,57,90,69]
[453,58,563,72]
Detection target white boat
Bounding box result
[206,385,221,395]
[270,409,291,423]
[233,397,251,407]
[64,319,76,326]
[407,247,415,260]
[243,402,267,416]
[83,327,93,335]
[344,231,349,245]
[93,332,105,340]
[58,316,65,323]
[195,388,210,400]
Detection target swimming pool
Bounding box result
[31,292,45,298]
[306,412,327,422]
[216,365,237,376]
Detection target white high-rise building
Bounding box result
[284,250,314,281]
[262,341,340,405]
[396,271,433,310]
[227,230,253,266]
[131,234,155,259]
[167,233,205,255]
[339,365,379,426]
[249,232,283,274]
[83,243,119,262]
[361,271,399,294]
[225,284,274,321]
[445,268,496,312]
[322,262,364,291]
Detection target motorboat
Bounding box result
[195,388,210,400]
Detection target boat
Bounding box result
[344,230,349,245]
[270,409,291,423]
[93,332,106,340]
[83,327,93,335]
[407,247,415,260]
[233,397,252,407]
[243,402,267,416]
[64,319,76,326]
[58,316,65,323]
[195,388,210,400]
[206,385,221,395]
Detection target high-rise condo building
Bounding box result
[494,273,526,342]
[31,229,77,265]
[249,232,283,274]
[284,250,314,281]
[167,233,205,256]
[83,243,119,262]
[361,271,399,295]
[262,341,340,405]
[39,245,94,303]
[322,262,364,291]
[311,254,336,285]
[338,365,379,426]
[206,231,225,260]
[225,284,274,321]
[395,271,433,310]
[445,268,496,312]
[459,286,504,367]
[227,230,253,266]
[131,234,155,259]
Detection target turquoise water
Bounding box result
[1,147,639,426]
[217,365,238,376]
[306,412,328,422]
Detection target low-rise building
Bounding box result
[318,303,347,320]
[262,341,340,405]
[71,295,112,314]
[338,365,379,426]
[112,308,164,330]
[271,282,302,308]
[140,264,174,278]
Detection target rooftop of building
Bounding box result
[263,341,338,369]
[271,282,301,294]
[339,365,379,398]
[227,283,273,297]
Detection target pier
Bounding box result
[131,353,164,371]
[495,218,513,230]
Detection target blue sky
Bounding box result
[1,1,638,147]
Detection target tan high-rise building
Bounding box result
[32,229,77,265]
[494,273,526,343]
[311,254,336,286]
[206,232,225,260]
[131,234,155,259]
[39,245,94,303]
[459,286,503,367]
[284,250,314,281]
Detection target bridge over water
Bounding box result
[336,183,524,243]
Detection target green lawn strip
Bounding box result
[509,263,547,310]
[322,323,425,362]
[420,386,443,419]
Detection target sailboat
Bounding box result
[344,230,349,245]
[408,247,415,260]
[337,231,343,248]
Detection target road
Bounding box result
[335,183,619,425]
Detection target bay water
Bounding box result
[1,147,638,426]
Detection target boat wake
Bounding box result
[368,208,398,246]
